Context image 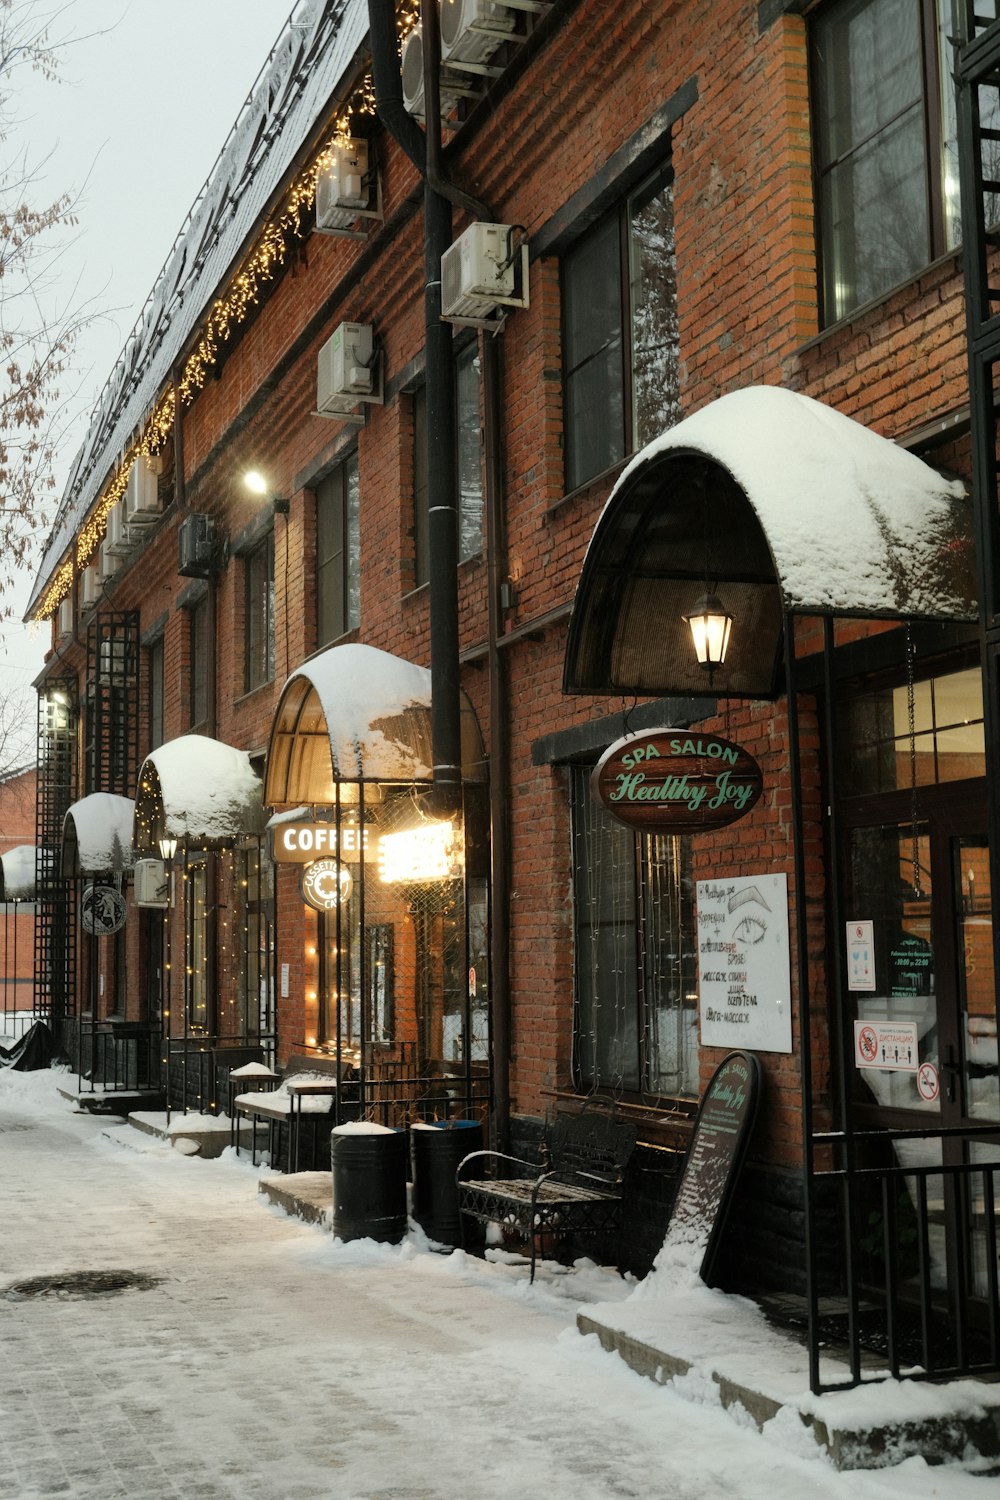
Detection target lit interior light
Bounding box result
[378,821,464,883]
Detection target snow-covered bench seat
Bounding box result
[234,1053,357,1170]
[456,1107,637,1281]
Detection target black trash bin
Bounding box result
[331,1123,408,1243]
[410,1118,483,1246]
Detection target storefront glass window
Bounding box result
[571,766,698,1100]
[303,783,489,1124]
[838,666,984,798]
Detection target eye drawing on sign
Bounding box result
[727,885,771,945]
[733,913,767,945]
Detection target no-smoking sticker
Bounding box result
[917,1062,940,1102]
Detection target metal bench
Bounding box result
[456,1107,637,1281]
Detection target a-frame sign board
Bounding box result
[660,1050,762,1282]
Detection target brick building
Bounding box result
[22,0,1000,1392]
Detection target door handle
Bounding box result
[941,1045,961,1105]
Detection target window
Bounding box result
[189,597,209,728]
[562,164,679,492]
[316,453,360,647]
[812,0,961,324]
[837,665,985,798]
[245,532,275,692]
[571,765,698,1100]
[413,343,484,587]
[148,637,164,750]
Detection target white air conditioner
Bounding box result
[105,500,132,558]
[57,597,74,638]
[401,25,466,118]
[80,565,101,611]
[98,539,120,583]
[125,455,161,526]
[316,138,372,232]
[134,857,170,908]
[441,222,522,320]
[441,0,516,67]
[316,322,382,417]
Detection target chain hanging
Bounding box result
[905,622,923,898]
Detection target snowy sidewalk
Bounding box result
[0,1068,995,1499]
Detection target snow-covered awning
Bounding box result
[264,644,487,802]
[61,794,135,877]
[132,736,263,852]
[563,386,977,699]
[0,845,38,900]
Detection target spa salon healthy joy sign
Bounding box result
[593,729,763,834]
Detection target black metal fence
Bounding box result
[809,1130,1000,1391]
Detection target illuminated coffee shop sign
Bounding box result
[593,729,763,834]
[272,820,370,862]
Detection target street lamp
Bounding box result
[243,469,289,516]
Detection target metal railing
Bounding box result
[810,1133,1000,1391]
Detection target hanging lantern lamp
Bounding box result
[682,591,733,676]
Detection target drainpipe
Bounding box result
[368,1,511,1144]
[481,334,511,1150]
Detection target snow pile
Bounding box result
[134,734,262,847]
[0,844,37,899]
[63,793,134,874]
[612,385,975,620]
[285,642,485,782]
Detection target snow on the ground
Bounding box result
[0,1065,995,1500]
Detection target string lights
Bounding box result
[37,0,422,621]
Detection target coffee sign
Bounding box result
[593,730,763,833]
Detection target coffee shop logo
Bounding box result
[592,730,763,834]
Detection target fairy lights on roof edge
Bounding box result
[37,1,420,622]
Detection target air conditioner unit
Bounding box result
[105,500,132,558]
[441,0,516,67]
[80,565,101,611]
[177,512,217,578]
[441,222,522,321]
[401,25,466,118]
[134,857,170,908]
[98,539,120,583]
[316,138,373,232]
[316,322,382,418]
[57,597,74,638]
[125,455,161,526]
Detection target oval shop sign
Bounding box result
[592,730,764,834]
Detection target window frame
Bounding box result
[244,530,275,694]
[412,338,484,588]
[561,161,678,494]
[315,449,361,649]
[189,597,209,730]
[810,0,956,326]
[570,762,699,1106]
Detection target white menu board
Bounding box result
[697,873,792,1054]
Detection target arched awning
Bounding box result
[62,794,135,877]
[132,735,263,852]
[563,386,977,699]
[264,643,487,803]
[0,845,38,901]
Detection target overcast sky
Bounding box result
[0,0,292,746]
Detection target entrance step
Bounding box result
[124,1109,242,1158]
[259,1171,331,1226]
[577,1298,1000,1470]
[57,1084,164,1116]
